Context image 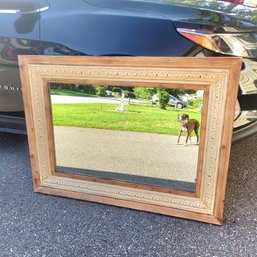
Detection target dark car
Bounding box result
[0,0,257,141]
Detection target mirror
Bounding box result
[50,83,203,192]
[19,56,241,225]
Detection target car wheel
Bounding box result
[176,103,183,109]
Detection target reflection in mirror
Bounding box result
[49,84,203,192]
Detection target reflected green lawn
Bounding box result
[52,102,201,135]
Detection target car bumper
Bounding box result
[0,113,26,135]
[233,58,257,142]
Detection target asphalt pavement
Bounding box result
[0,132,257,257]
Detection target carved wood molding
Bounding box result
[19,56,242,224]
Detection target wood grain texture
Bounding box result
[18,55,242,225]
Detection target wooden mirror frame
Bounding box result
[19,56,241,225]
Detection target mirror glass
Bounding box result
[49,83,204,192]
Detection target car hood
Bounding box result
[86,0,257,32]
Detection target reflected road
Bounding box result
[51,95,148,104]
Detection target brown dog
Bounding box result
[177,113,199,145]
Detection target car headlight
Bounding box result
[177,28,257,58]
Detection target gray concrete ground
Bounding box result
[54,127,199,183]
[50,95,148,104]
[0,132,257,257]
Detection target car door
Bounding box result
[169,95,177,106]
[39,0,194,56]
[0,0,48,112]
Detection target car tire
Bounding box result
[176,103,183,109]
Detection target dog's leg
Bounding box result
[177,131,182,144]
[194,125,199,144]
[185,128,193,145]
[185,132,191,145]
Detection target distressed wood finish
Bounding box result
[19,56,242,225]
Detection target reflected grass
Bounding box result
[52,102,201,135]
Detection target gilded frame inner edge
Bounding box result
[30,64,226,212]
